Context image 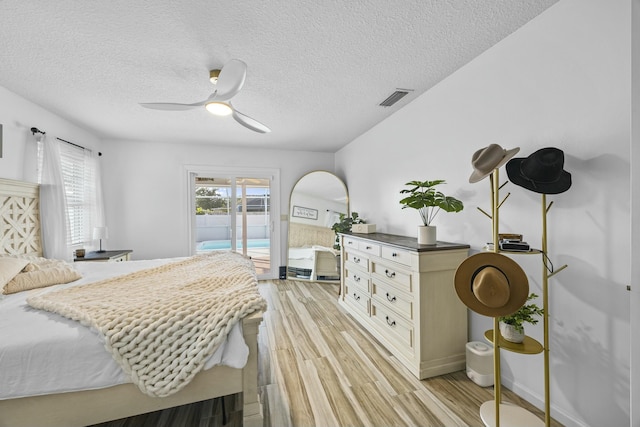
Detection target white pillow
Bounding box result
[0,257,30,292]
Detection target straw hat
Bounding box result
[506,147,572,195]
[469,144,520,183]
[454,252,529,317]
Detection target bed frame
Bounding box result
[0,178,263,427]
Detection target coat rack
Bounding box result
[476,167,567,427]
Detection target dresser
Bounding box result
[339,232,469,379]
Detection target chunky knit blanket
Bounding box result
[27,251,266,398]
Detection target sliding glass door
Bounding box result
[188,167,279,279]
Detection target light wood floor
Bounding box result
[93,279,560,427]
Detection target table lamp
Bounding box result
[93,227,109,253]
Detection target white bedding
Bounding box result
[288,245,336,262]
[288,246,314,261]
[0,258,248,400]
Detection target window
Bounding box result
[59,143,96,245]
[38,139,99,246]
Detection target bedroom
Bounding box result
[0,0,637,426]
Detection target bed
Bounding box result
[287,222,340,281]
[0,178,264,427]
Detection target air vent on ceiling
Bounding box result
[379,89,413,107]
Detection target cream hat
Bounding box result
[469,144,520,183]
[454,252,529,317]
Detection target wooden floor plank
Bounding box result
[275,348,316,426]
[311,356,370,427]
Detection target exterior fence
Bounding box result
[195,214,270,242]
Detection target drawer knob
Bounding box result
[392,252,398,257]
[353,275,361,282]
[348,241,354,245]
[386,293,396,303]
[385,269,396,278]
[385,316,396,327]
[353,293,360,301]
[366,246,372,250]
[354,257,361,264]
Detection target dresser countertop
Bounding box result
[340,232,469,252]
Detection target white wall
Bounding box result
[100,138,336,265]
[336,0,630,426]
[0,86,101,183]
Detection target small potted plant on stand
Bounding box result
[399,180,464,245]
[499,293,544,343]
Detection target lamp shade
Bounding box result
[93,226,109,240]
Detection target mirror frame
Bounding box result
[286,171,349,282]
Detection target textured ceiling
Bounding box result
[0,0,557,152]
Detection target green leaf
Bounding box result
[398,180,463,225]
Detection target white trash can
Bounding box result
[466,341,494,387]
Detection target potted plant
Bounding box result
[499,293,544,343]
[331,212,364,250]
[399,180,464,244]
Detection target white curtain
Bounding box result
[325,210,341,228]
[37,136,104,260]
[39,135,71,261]
[87,148,105,232]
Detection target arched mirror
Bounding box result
[287,171,348,282]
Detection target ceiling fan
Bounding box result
[140,59,270,133]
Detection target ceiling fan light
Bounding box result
[205,102,233,116]
[209,69,221,84]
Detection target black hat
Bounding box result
[506,147,572,194]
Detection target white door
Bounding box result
[187,166,280,280]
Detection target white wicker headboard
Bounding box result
[0,178,42,256]
[288,222,335,249]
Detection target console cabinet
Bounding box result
[339,232,469,379]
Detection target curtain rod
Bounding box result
[30,127,102,156]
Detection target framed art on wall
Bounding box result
[292,205,318,220]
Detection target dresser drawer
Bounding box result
[371,278,413,321]
[345,283,370,315]
[381,245,412,268]
[345,251,370,271]
[371,261,413,293]
[371,302,414,350]
[345,267,369,293]
[358,240,381,257]
[342,236,360,251]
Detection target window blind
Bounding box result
[59,142,95,246]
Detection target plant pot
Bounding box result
[417,225,437,245]
[499,322,525,344]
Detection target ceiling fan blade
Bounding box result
[214,59,247,101]
[232,108,271,133]
[140,93,217,111]
[140,102,200,111]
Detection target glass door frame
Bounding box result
[185,165,280,280]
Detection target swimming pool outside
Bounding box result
[197,239,270,251]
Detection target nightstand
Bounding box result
[74,250,133,262]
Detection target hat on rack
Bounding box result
[454,252,529,317]
[469,144,521,183]
[505,147,572,194]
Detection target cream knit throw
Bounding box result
[27,251,266,398]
